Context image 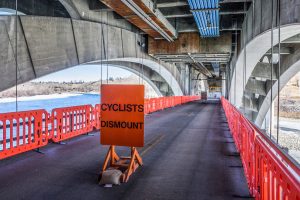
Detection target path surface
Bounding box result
[0,101,252,200]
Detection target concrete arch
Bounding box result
[109,65,163,97]
[58,0,81,19]
[229,24,300,108]
[104,64,163,97]
[88,58,183,96]
[255,49,300,126]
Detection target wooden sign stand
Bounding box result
[101,145,143,183]
[99,85,145,183]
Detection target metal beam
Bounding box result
[157,1,188,8]
[165,13,193,18]
[220,0,252,3]
[122,0,175,41]
[192,62,213,77]
[101,0,177,41]
[220,10,246,15]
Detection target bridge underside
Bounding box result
[0,102,250,200]
[0,15,186,96]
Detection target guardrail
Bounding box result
[0,110,49,159]
[51,105,94,143]
[0,95,200,160]
[221,97,300,200]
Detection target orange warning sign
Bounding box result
[100,84,145,147]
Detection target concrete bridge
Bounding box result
[0,0,299,199]
[0,0,235,97]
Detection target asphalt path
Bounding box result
[0,101,252,200]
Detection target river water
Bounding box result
[0,93,100,113]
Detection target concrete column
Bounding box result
[190,67,203,95]
[185,64,190,95]
[221,72,226,97]
[178,63,190,95]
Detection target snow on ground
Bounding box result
[0,93,82,103]
[289,150,300,164]
[279,118,300,131]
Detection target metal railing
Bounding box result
[221,97,300,200]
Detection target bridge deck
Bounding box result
[0,101,252,200]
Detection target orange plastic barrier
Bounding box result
[144,96,197,114]
[0,96,200,159]
[93,104,101,130]
[51,105,93,143]
[0,110,49,159]
[221,97,300,200]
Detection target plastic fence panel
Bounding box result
[51,105,93,142]
[0,109,49,159]
[221,97,300,200]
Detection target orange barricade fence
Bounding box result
[0,110,49,159]
[144,99,150,114]
[93,104,101,129]
[0,96,200,159]
[221,97,300,200]
[51,105,94,143]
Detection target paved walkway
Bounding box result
[0,101,252,200]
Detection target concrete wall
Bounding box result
[0,16,185,96]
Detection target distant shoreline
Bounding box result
[0,75,157,99]
[0,93,96,103]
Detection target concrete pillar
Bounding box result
[185,65,190,95]
[221,72,226,97]
[178,63,190,95]
[189,66,202,95]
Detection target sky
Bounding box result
[32,65,133,82]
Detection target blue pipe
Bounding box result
[213,10,216,35]
[199,12,207,36]
[200,12,208,36]
[195,12,205,35]
[210,11,214,36]
[198,1,206,36]
[209,11,213,36]
[188,0,220,37]
[198,12,207,35]
[208,0,212,36]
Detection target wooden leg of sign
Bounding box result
[100,146,143,183]
[122,147,143,183]
[102,146,120,171]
